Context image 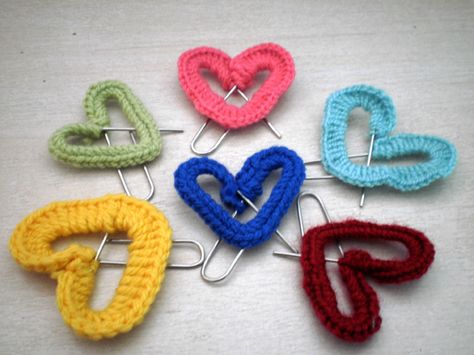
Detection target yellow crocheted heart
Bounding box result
[9,194,172,340]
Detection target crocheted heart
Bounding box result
[9,194,172,340]
[48,80,161,168]
[178,43,295,129]
[301,219,435,342]
[174,146,305,249]
[322,85,457,191]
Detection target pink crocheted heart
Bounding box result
[178,43,295,129]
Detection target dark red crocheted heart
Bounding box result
[301,219,435,342]
[178,43,295,129]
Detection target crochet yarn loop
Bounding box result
[321,85,457,191]
[301,219,435,342]
[9,194,172,340]
[174,146,305,249]
[178,43,295,129]
[48,80,162,168]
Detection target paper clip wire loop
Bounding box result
[190,85,281,155]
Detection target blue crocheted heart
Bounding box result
[174,146,305,249]
[322,85,457,191]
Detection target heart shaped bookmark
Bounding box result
[178,43,295,129]
[9,194,172,340]
[321,85,457,191]
[48,80,162,169]
[174,146,305,249]
[301,219,435,342]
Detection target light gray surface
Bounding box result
[1,1,473,354]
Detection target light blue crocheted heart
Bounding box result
[321,85,457,191]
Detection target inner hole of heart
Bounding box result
[346,108,428,166]
[325,262,354,316]
[54,232,129,310]
[66,101,141,147]
[371,153,428,166]
[200,69,269,106]
[346,107,372,156]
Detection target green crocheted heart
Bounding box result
[48,80,161,168]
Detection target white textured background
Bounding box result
[1,1,473,354]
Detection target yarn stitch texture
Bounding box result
[321,85,457,191]
[174,146,305,249]
[178,43,295,129]
[48,80,162,168]
[301,219,435,342]
[9,194,172,340]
